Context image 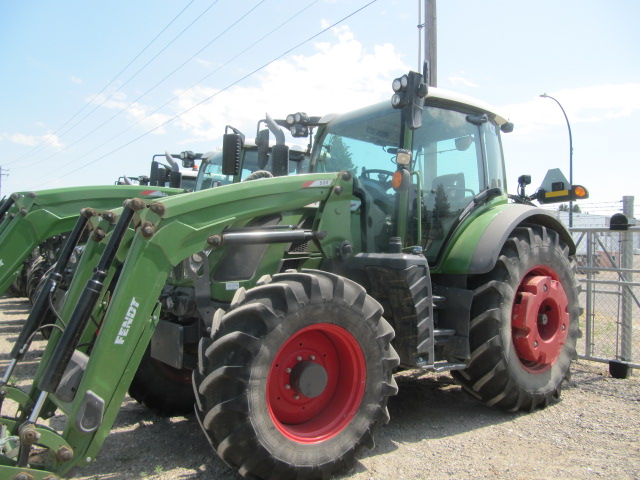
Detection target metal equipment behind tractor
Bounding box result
[0,68,588,480]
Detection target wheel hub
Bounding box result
[290,361,328,398]
[512,267,569,372]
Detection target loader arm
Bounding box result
[0,172,347,478]
[0,185,182,296]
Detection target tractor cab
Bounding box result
[308,89,511,262]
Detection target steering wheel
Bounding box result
[360,169,394,190]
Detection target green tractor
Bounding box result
[0,127,303,302]
[0,150,210,301]
[0,184,184,300]
[0,69,588,480]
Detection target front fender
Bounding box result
[436,203,574,275]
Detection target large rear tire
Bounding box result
[128,347,195,416]
[193,270,399,479]
[452,225,580,412]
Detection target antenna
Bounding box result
[417,0,424,69]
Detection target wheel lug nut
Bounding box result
[562,324,566,331]
[285,368,291,373]
[285,384,291,389]
[296,356,302,361]
[533,341,538,348]
[293,395,300,400]
[310,355,316,361]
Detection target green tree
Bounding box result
[321,135,355,173]
[434,184,450,218]
[558,203,581,213]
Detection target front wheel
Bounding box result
[453,225,581,412]
[193,270,399,480]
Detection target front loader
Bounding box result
[0,149,217,301]
[0,68,588,480]
[0,185,183,300]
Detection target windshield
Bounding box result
[195,152,233,190]
[311,104,402,252]
[312,105,402,176]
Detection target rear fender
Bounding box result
[436,204,574,275]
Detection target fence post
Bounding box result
[619,196,634,366]
[585,230,594,357]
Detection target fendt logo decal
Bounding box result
[0,259,4,268]
[114,297,140,345]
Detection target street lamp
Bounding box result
[540,93,574,227]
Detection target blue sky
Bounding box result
[1,0,638,215]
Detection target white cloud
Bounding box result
[70,75,83,84]
[89,93,172,135]
[195,58,215,69]
[500,83,640,135]
[448,76,479,88]
[171,25,410,142]
[0,132,63,149]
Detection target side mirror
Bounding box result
[222,126,244,176]
[271,144,290,177]
[455,136,474,151]
[256,128,270,170]
[169,170,182,189]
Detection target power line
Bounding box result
[33,0,321,177]
[0,167,8,198]
[16,0,265,173]
[31,0,378,188]
[6,0,199,166]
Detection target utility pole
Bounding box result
[418,0,437,87]
[425,0,437,87]
[0,166,8,197]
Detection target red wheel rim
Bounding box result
[267,323,366,443]
[512,265,570,373]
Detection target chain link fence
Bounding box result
[572,226,639,377]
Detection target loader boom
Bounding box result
[0,185,181,296]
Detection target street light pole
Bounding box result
[540,93,574,227]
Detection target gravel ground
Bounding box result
[1,295,639,480]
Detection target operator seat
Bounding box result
[430,173,466,210]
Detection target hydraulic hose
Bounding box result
[9,209,96,362]
[38,200,141,394]
[0,196,15,224]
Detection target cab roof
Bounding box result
[319,87,511,128]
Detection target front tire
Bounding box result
[193,270,399,479]
[453,225,581,411]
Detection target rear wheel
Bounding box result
[453,225,580,411]
[193,270,399,479]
